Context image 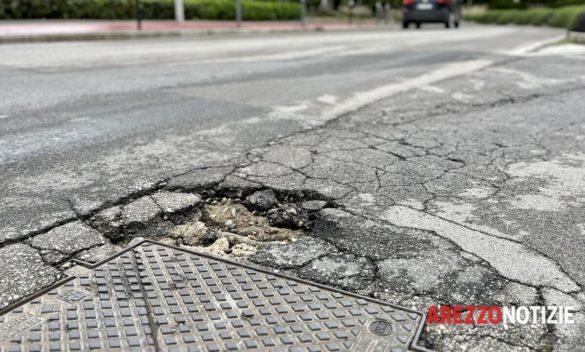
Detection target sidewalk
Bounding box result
[0,19,383,43]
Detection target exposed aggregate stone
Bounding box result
[244,189,278,211]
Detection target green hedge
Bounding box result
[490,0,585,10]
[550,0,585,8]
[464,5,585,29]
[0,0,301,20]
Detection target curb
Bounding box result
[0,24,384,44]
[567,30,585,44]
[0,29,183,44]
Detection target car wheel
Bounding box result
[416,22,421,29]
[402,21,409,29]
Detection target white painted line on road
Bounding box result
[508,34,566,56]
[273,101,311,113]
[197,59,496,136]
[317,94,338,105]
[0,115,9,119]
[529,43,585,59]
[195,35,570,136]
[318,59,492,123]
[240,59,495,131]
[491,67,568,89]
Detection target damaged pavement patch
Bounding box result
[27,221,106,265]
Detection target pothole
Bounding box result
[81,188,332,265]
[157,198,307,261]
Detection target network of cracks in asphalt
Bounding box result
[1,187,430,351]
[0,183,571,352]
[0,241,429,352]
[3,59,585,351]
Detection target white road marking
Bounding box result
[317,94,338,105]
[317,59,492,123]
[451,91,473,101]
[0,26,527,69]
[507,34,566,56]
[491,67,566,89]
[530,43,585,57]
[273,101,311,113]
[200,35,570,138]
[202,58,506,134]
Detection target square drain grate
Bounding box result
[0,241,430,352]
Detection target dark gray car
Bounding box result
[402,0,461,29]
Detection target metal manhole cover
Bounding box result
[0,241,430,352]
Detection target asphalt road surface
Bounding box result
[1,24,585,351]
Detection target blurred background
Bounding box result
[0,0,583,32]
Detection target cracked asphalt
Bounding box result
[1,24,585,351]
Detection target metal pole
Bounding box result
[175,0,185,22]
[348,0,354,25]
[135,0,142,30]
[236,0,242,28]
[300,0,306,27]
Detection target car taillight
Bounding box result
[437,0,449,5]
[403,0,415,5]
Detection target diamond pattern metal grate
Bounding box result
[0,241,430,352]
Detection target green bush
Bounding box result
[0,0,301,20]
[529,8,554,25]
[484,10,505,23]
[551,0,585,8]
[547,5,583,27]
[464,5,585,29]
[494,10,515,23]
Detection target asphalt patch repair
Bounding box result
[0,241,429,352]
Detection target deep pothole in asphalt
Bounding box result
[82,188,332,267]
[155,194,313,262]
